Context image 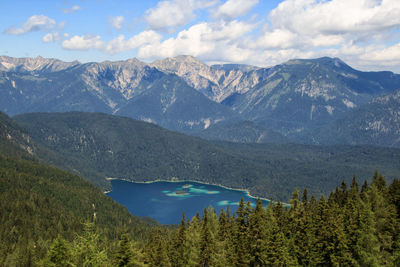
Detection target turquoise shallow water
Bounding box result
[106,180,270,224]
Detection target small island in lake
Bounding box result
[175,190,189,195]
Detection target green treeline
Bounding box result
[0,155,157,266]
[38,172,400,266]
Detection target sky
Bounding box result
[1,0,400,72]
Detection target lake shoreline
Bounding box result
[105,177,272,203]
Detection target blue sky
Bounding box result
[1,0,400,72]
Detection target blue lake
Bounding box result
[106,180,270,224]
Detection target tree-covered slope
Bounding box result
[0,112,156,265]
[14,112,261,191]
[14,112,400,201]
[228,57,400,137]
[197,120,289,143]
[311,89,400,147]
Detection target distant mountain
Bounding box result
[197,120,289,144]
[227,57,400,137]
[14,112,400,201]
[312,89,400,147]
[151,55,269,102]
[0,55,79,72]
[1,55,400,146]
[211,63,260,72]
[115,73,236,133]
[0,56,237,133]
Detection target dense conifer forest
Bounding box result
[9,172,400,266]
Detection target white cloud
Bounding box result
[269,0,400,37]
[58,21,67,31]
[42,32,61,43]
[360,42,400,63]
[62,5,81,14]
[105,31,162,54]
[137,20,255,61]
[213,0,259,20]
[62,35,104,50]
[145,0,217,31]
[40,0,400,72]
[238,0,400,70]
[4,15,56,35]
[253,29,298,50]
[109,16,124,30]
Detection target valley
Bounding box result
[3,0,400,264]
[1,55,400,266]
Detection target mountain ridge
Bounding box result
[1,55,400,146]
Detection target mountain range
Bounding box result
[1,55,400,146]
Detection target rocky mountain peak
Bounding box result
[0,55,80,72]
[151,55,265,102]
[81,59,162,102]
[151,55,208,74]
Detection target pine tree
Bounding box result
[218,208,236,266]
[301,188,308,205]
[264,204,296,266]
[353,201,381,266]
[389,179,400,217]
[145,228,171,267]
[199,208,215,267]
[366,178,397,264]
[43,235,73,267]
[170,213,187,267]
[115,234,133,267]
[72,222,108,266]
[184,214,201,266]
[234,198,252,266]
[249,198,268,266]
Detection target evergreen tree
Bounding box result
[264,204,296,266]
[353,201,381,266]
[249,198,268,266]
[145,228,171,267]
[234,198,252,266]
[199,208,216,267]
[366,178,397,264]
[184,214,201,266]
[43,235,73,267]
[115,234,133,267]
[351,176,359,194]
[170,213,187,267]
[290,189,300,210]
[218,207,236,266]
[389,179,400,217]
[72,222,108,266]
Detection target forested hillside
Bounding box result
[14,111,400,200]
[39,173,400,266]
[0,112,157,265]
